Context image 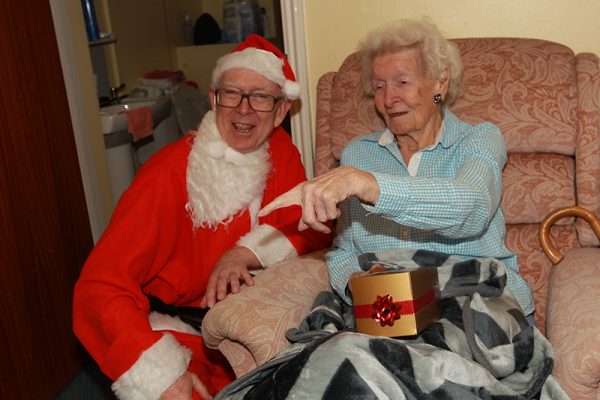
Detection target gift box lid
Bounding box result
[351,265,439,305]
[351,265,440,337]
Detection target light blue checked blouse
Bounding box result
[326,108,535,316]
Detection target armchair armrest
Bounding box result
[201,250,330,377]
[546,247,600,400]
[541,206,600,399]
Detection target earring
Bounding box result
[433,94,442,104]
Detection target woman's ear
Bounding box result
[438,67,450,97]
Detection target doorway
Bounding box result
[51,1,308,243]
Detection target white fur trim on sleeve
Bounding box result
[148,311,200,336]
[237,224,298,267]
[111,333,191,400]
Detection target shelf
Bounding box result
[178,37,280,48]
[89,35,117,47]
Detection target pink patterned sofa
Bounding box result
[202,38,600,399]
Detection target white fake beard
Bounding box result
[185,111,270,229]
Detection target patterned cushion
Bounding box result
[452,39,578,155]
[502,153,575,224]
[505,223,579,333]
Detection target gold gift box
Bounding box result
[351,265,440,337]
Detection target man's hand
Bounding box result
[160,371,212,400]
[258,166,379,233]
[200,246,261,308]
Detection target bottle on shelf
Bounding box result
[260,7,269,38]
[81,0,101,42]
[183,14,194,46]
[222,0,260,43]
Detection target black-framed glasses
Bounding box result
[215,89,283,112]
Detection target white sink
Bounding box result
[99,96,172,135]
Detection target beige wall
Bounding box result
[303,0,600,115]
[99,0,203,91]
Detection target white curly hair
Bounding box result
[359,18,463,105]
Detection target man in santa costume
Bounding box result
[73,34,331,400]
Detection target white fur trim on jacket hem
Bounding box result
[237,224,297,267]
[111,333,191,400]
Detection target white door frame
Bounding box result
[281,0,315,178]
[49,0,112,242]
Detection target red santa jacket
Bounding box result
[73,127,330,396]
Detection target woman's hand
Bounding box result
[200,246,261,308]
[159,371,212,400]
[258,166,379,233]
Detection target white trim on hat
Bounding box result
[212,47,300,100]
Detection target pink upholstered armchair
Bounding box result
[202,38,600,399]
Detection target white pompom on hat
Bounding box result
[211,34,301,100]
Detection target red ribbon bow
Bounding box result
[371,294,402,327]
[354,288,437,327]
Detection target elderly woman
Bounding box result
[259,19,534,321]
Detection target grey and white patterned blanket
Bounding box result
[216,249,570,400]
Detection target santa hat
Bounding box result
[211,34,301,100]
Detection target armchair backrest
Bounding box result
[314,37,600,333]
